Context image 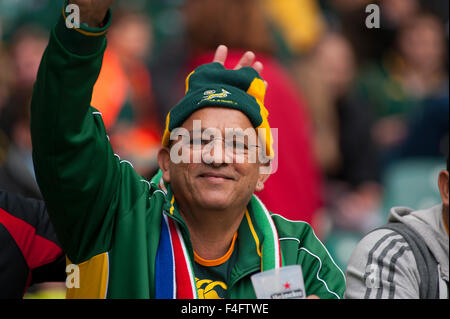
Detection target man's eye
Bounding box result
[189,139,211,146]
[232,141,248,150]
[201,139,212,145]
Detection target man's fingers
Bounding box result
[213,45,228,65]
[252,61,263,74]
[233,51,256,70]
[213,47,265,87]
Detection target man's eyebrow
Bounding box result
[184,129,203,138]
[226,131,248,138]
[184,128,256,138]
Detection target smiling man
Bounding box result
[30,0,345,299]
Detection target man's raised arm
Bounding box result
[30,0,144,263]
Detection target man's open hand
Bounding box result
[68,0,115,27]
[213,45,267,87]
[213,45,264,74]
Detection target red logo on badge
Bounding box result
[283,282,291,289]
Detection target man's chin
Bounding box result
[201,201,231,211]
[196,193,234,211]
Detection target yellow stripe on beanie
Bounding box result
[247,78,274,159]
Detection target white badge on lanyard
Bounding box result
[250,265,306,299]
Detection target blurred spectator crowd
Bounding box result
[0,0,448,287]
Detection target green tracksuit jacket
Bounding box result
[30,12,346,299]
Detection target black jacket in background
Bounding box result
[0,190,65,298]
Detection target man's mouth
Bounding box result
[198,172,234,181]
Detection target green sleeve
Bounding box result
[298,224,347,299]
[30,11,146,263]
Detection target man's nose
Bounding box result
[202,139,232,166]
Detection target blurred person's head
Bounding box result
[379,0,420,28]
[308,33,356,98]
[9,25,48,89]
[0,46,14,112]
[183,0,275,55]
[108,8,153,65]
[0,88,33,152]
[397,13,447,75]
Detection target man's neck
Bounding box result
[179,206,245,260]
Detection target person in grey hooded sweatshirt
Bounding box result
[344,159,449,299]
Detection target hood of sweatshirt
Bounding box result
[388,204,449,279]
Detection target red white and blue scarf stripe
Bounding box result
[155,214,198,299]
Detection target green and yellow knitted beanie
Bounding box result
[161,62,274,159]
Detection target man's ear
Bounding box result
[438,170,449,208]
[157,147,171,183]
[255,162,272,192]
